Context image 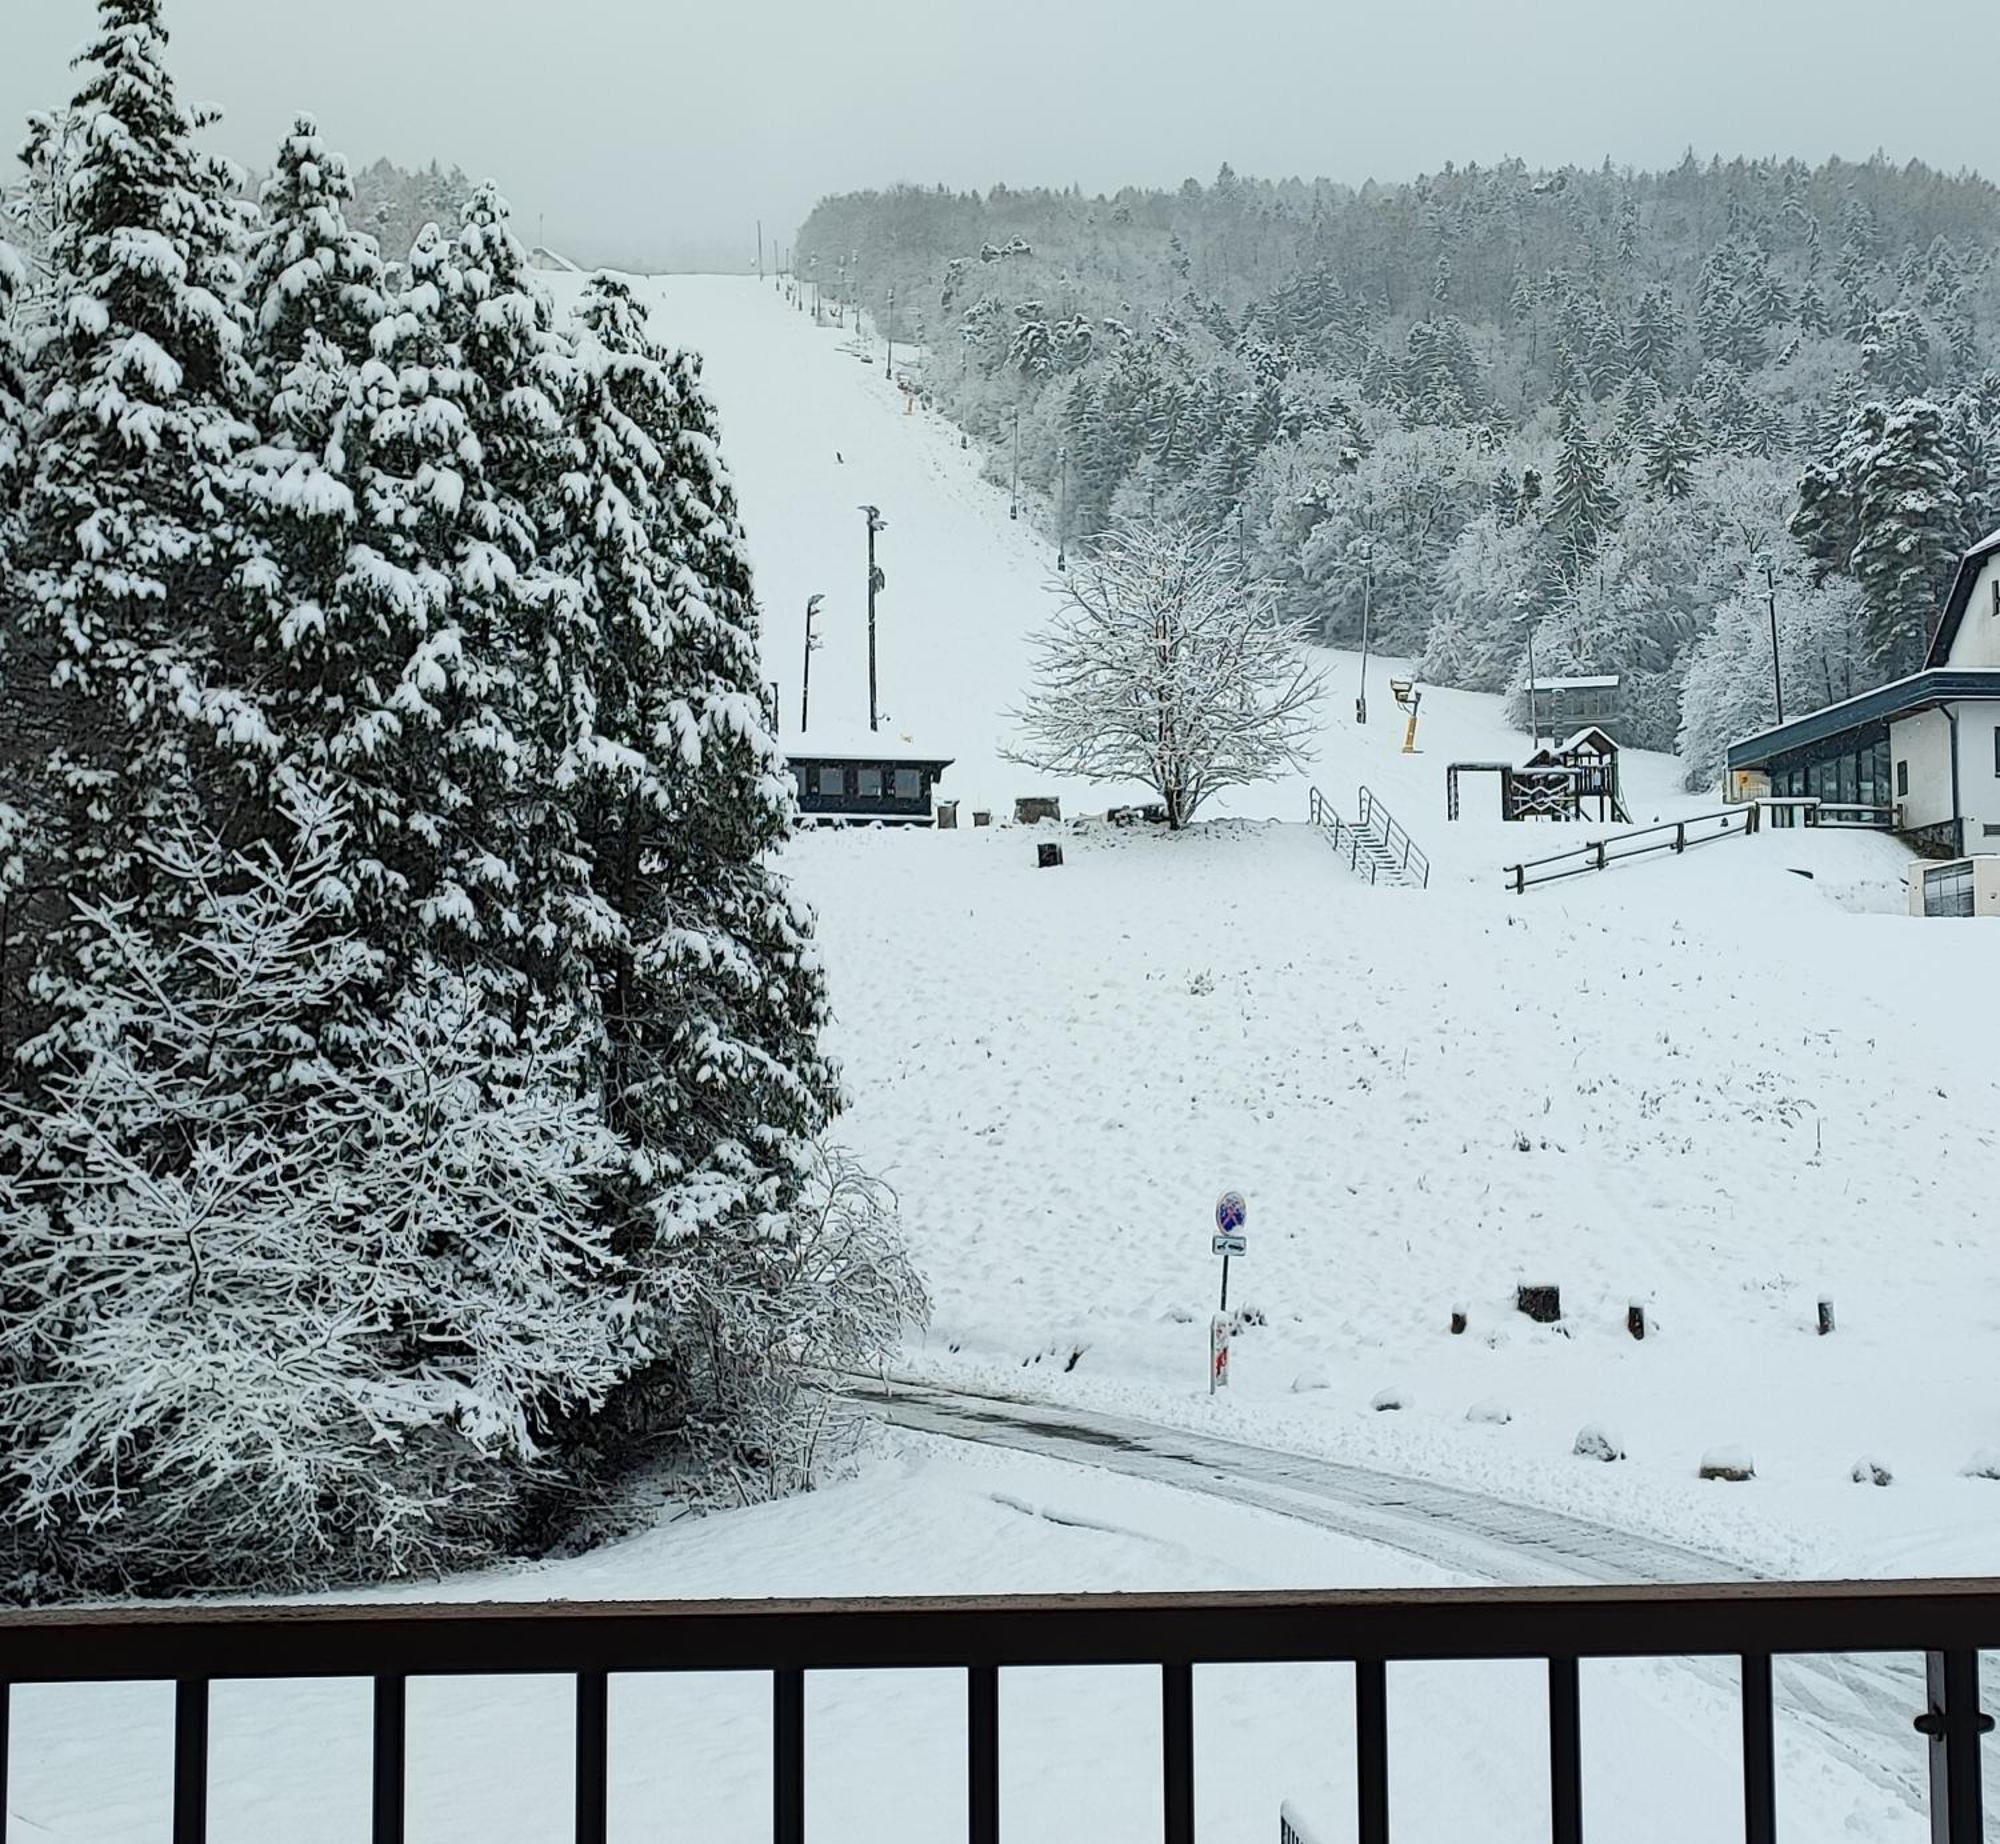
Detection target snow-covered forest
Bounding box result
[0,0,920,1600]
[798,164,2000,780]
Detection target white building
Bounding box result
[1727,532,2000,856]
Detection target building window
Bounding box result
[855,767,885,800]
[812,766,845,800]
[1924,861,1976,918]
[893,767,923,800]
[1896,760,1909,798]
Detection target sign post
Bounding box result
[1210,1191,1247,1394]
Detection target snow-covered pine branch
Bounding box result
[1008,516,1324,827]
[0,798,634,1595]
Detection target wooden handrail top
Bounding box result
[6,1578,2000,1682]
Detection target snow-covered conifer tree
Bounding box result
[236,118,387,821]
[1642,402,1701,500]
[436,184,604,1027]
[1550,397,1618,569]
[6,0,267,1064]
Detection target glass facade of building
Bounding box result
[1764,721,1893,822]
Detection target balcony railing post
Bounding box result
[1549,1656,1582,1844]
[576,1669,608,1844]
[1741,1653,1775,1844]
[968,1663,999,1844]
[775,1667,805,1844]
[1355,1659,1388,1844]
[1922,1649,1990,1844]
[1162,1660,1194,1844]
[373,1674,406,1844]
[173,1676,208,1844]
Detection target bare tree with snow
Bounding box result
[1009,517,1323,828]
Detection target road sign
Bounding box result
[1212,1234,1247,1257]
[1216,1191,1247,1235]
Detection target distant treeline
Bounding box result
[797,157,2000,780]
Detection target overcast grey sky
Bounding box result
[3,1,1993,271]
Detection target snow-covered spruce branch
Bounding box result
[0,802,636,1595]
[1007,517,1325,827]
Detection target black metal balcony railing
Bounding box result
[0,1579,1994,1844]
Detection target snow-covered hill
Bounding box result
[568,274,2000,1581]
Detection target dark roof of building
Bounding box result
[1924,529,2000,669]
[1725,668,2000,771]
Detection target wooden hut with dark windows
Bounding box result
[784,728,955,826]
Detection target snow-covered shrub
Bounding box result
[1466,1399,1513,1426]
[1961,1451,2000,1482]
[582,1145,928,1512]
[1850,1457,1893,1487]
[0,806,634,1595]
[1370,1386,1409,1412]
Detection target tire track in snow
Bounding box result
[851,1376,1936,1820]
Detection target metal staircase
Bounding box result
[1308,785,1431,888]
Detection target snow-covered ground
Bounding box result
[567,275,1999,1582]
[16,274,1989,1843]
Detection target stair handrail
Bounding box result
[1356,786,1430,889]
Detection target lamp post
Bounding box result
[1515,597,1542,748]
[1010,407,1020,521]
[1057,444,1070,572]
[1761,554,1786,726]
[1355,535,1374,725]
[800,594,824,732]
[885,287,895,381]
[862,507,886,732]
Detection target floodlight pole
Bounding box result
[863,507,886,732]
[1057,444,1070,572]
[1010,407,1020,521]
[1356,537,1374,725]
[1763,556,1786,726]
[801,594,824,733]
[885,287,895,381]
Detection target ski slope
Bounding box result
[547,274,2000,1584]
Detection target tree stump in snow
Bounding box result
[1516,1284,1561,1324]
[1627,1304,1646,1341]
[1817,1298,1836,1336]
[1449,1308,1468,1336]
[1037,843,1064,869]
[1015,797,1062,825]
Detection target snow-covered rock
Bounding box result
[1370,1387,1409,1412]
[1465,1398,1512,1426]
[1573,1425,1625,1462]
[1699,1446,1756,1482]
[1962,1450,2000,1481]
[1290,1371,1332,1394]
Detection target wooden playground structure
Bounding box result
[1448,727,1629,825]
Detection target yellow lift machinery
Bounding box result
[1391,679,1423,753]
